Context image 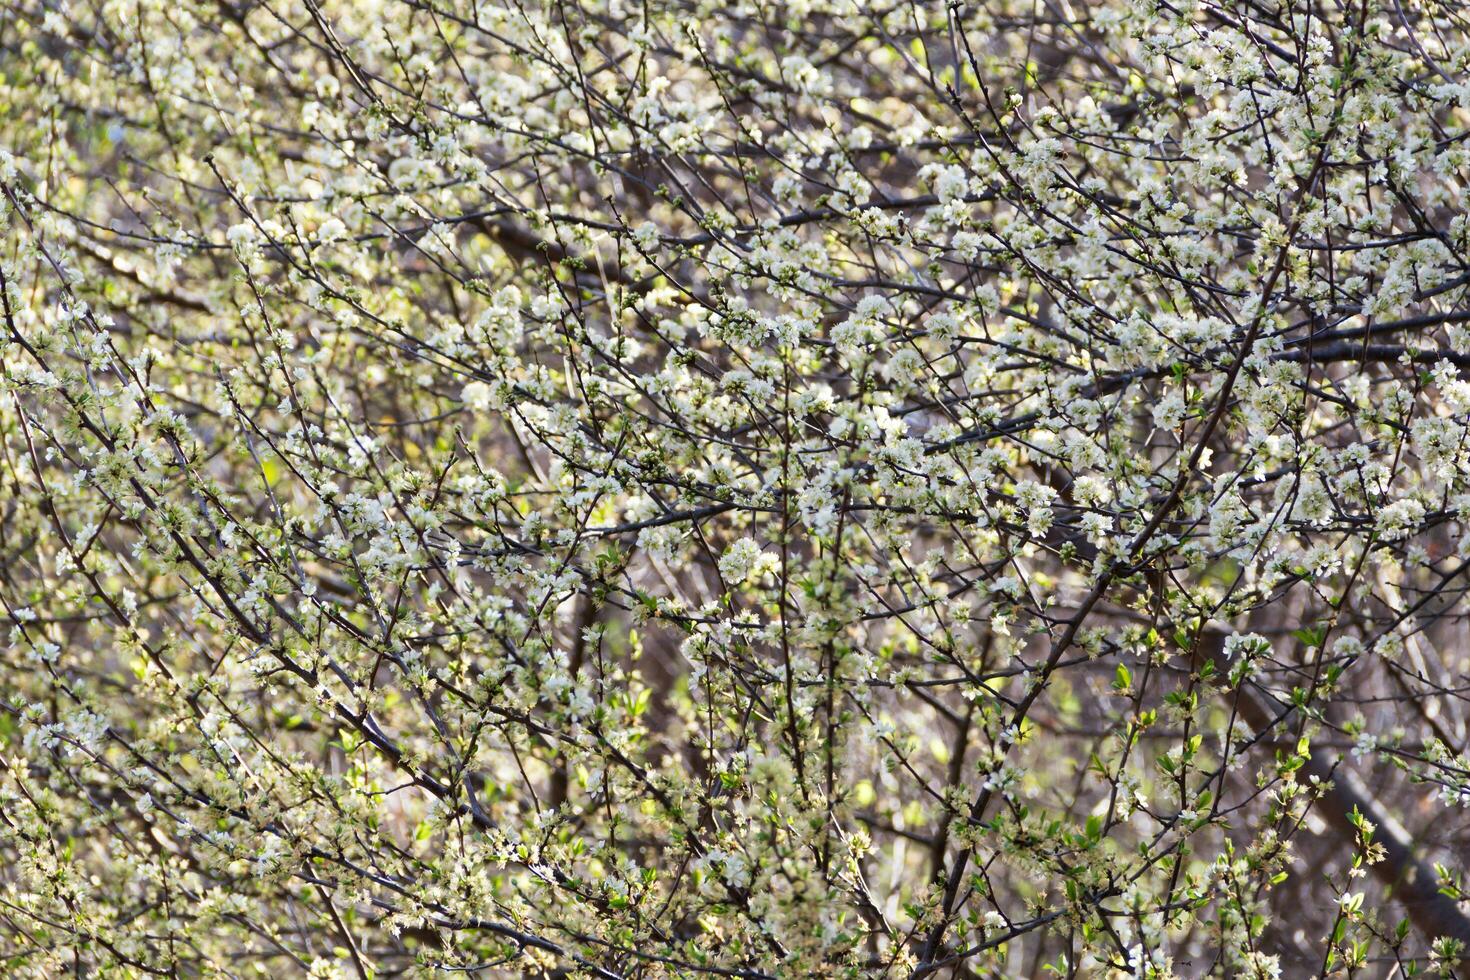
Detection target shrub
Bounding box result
[2,0,1470,975]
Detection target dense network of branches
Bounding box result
[4,0,1470,975]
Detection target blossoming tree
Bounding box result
[3,0,1470,975]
